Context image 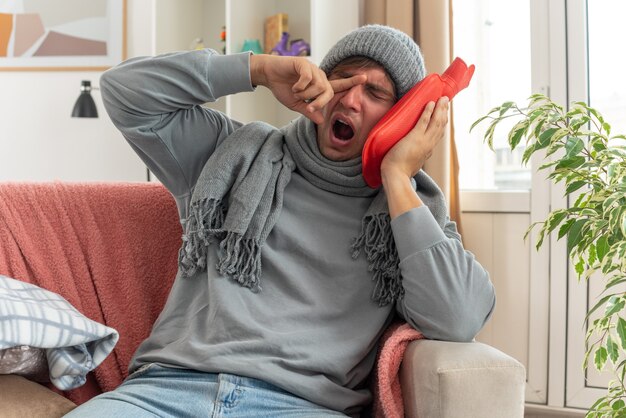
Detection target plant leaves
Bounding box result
[556,156,586,170]
[617,317,626,349]
[571,116,591,131]
[604,295,625,317]
[596,235,608,262]
[533,118,547,139]
[565,137,585,158]
[575,257,585,278]
[587,294,618,325]
[538,127,558,147]
[484,118,499,150]
[558,218,576,240]
[573,193,589,209]
[595,346,608,371]
[589,107,606,126]
[470,115,492,132]
[522,143,537,165]
[588,243,597,266]
[589,396,610,415]
[508,119,529,150]
[529,94,548,107]
[612,399,625,411]
[470,97,626,407]
[607,335,619,364]
[566,180,587,195]
[544,210,569,235]
[498,101,515,116]
[567,219,588,254]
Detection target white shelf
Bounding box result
[154,0,361,126]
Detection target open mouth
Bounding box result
[332,119,355,141]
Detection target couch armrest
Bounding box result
[400,340,525,418]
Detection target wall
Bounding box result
[0,0,154,182]
[155,0,204,55]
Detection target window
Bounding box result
[452,0,532,191]
[587,0,626,138]
[564,0,626,408]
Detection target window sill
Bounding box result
[460,190,531,213]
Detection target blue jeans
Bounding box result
[64,364,349,417]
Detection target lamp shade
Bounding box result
[71,80,98,118]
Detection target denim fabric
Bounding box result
[65,364,348,417]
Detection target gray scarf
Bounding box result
[178,116,447,306]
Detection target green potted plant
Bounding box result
[472,94,626,417]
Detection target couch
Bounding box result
[0,182,525,417]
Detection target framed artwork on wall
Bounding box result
[0,0,126,71]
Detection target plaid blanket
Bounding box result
[0,275,118,390]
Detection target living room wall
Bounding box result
[0,0,153,182]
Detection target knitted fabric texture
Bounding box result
[319,24,426,99]
[178,117,447,305]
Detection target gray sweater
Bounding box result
[100,49,495,416]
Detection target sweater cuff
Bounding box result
[207,52,255,98]
[390,206,447,261]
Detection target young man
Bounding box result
[68,25,495,417]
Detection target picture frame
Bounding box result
[0,0,126,71]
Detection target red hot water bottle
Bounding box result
[362,57,475,188]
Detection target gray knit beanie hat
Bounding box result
[319,24,426,99]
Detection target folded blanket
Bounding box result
[372,321,424,418]
[0,182,181,404]
[0,275,119,390]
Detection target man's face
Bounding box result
[316,65,396,161]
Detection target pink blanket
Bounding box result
[0,182,181,405]
[372,321,424,418]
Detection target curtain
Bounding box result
[363,0,463,235]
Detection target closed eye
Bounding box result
[329,70,396,102]
[366,85,394,102]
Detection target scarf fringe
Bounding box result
[178,197,226,278]
[352,214,404,306]
[178,197,263,291]
[217,232,262,291]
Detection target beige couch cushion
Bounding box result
[0,375,77,418]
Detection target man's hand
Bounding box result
[380,97,450,218]
[249,54,366,124]
[380,97,450,181]
[250,54,330,124]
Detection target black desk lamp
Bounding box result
[71,80,98,118]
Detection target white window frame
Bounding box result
[458,0,556,405]
[462,0,619,412]
[458,0,576,408]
